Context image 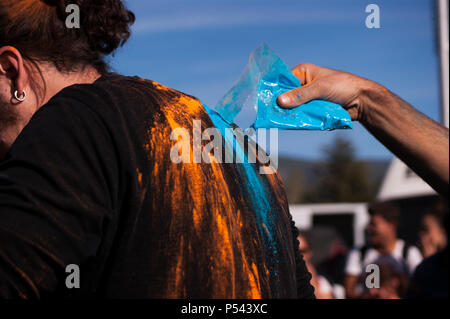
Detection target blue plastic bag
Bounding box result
[214,43,353,130]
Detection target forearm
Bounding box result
[360,84,449,196]
[278,63,449,196]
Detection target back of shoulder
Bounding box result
[53,73,206,126]
[51,74,163,115]
[405,243,423,262]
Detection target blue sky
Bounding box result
[111,0,442,161]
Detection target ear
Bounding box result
[0,46,28,95]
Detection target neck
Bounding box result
[378,237,397,255]
[39,65,102,107]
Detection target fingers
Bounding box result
[277,63,325,108]
[346,106,359,121]
[291,63,321,85]
[277,82,322,108]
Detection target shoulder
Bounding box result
[346,245,380,265]
[348,246,363,256]
[406,245,423,262]
[27,89,110,143]
[347,245,374,260]
[396,239,421,258]
[410,248,448,288]
[406,244,421,255]
[344,246,364,275]
[53,73,208,128]
[34,73,209,135]
[317,276,333,294]
[16,78,138,157]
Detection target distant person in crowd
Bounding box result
[408,245,449,299]
[343,201,422,299]
[418,198,448,258]
[316,235,348,298]
[361,256,409,299]
[297,232,334,299]
[408,200,449,299]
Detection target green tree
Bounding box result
[305,136,372,203]
[285,168,305,204]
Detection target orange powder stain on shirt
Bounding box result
[249,263,262,298]
[139,83,279,298]
[151,80,172,92]
[136,168,143,186]
[215,212,236,296]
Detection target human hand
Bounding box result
[277,63,383,123]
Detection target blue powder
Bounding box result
[204,104,283,288]
[214,43,353,131]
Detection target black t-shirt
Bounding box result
[408,246,448,299]
[0,73,314,299]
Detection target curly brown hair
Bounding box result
[0,0,135,74]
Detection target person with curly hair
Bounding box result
[0,0,314,299]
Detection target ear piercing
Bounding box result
[14,90,26,102]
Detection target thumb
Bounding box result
[277,82,322,109]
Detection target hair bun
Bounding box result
[2,0,135,74]
[79,0,135,54]
[42,0,135,55]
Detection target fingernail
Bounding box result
[278,95,291,106]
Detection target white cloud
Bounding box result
[131,8,356,34]
[129,1,427,35]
